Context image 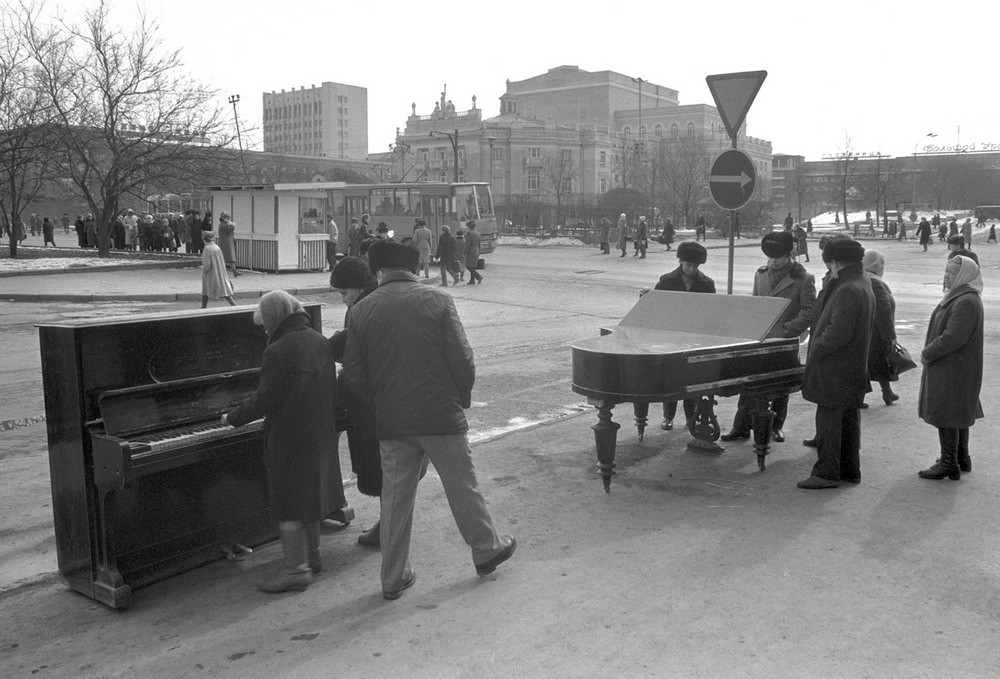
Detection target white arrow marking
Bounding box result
[709,171,752,188]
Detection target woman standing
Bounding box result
[200,231,236,308]
[861,250,899,407]
[223,290,336,592]
[634,215,648,258]
[616,213,629,257]
[218,212,239,277]
[413,218,432,279]
[793,222,810,262]
[917,256,984,480]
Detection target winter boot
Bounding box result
[305,521,322,574]
[259,522,312,593]
[919,450,961,481]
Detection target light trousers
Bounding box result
[379,433,502,592]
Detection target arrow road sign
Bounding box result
[709,150,757,211]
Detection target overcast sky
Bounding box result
[53,0,1000,161]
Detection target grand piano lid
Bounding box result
[571,291,791,354]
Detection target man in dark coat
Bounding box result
[797,239,875,489]
[649,241,715,429]
[435,224,459,286]
[223,291,341,592]
[722,231,816,444]
[916,217,932,251]
[344,240,515,600]
[464,219,483,284]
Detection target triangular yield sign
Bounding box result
[706,70,767,140]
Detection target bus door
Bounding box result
[326,189,346,251]
[345,195,368,226]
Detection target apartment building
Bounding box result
[262,81,368,160]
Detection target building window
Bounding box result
[457,146,465,161]
[687,122,695,137]
[640,126,646,140]
[527,169,540,190]
[654,124,662,138]
[561,177,572,192]
[561,149,572,162]
[599,151,606,166]
[528,147,540,158]
[600,177,608,193]
[623,126,631,138]
[491,147,503,160]
[670,123,679,139]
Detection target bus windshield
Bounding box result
[475,185,494,217]
[454,185,478,222]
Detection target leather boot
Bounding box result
[882,388,899,405]
[720,429,750,442]
[259,523,312,593]
[919,451,961,481]
[305,521,322,574]
[357,520,380,547]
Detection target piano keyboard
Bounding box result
[131,419,262,454]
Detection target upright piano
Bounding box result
[38,303,322,609]
[572,292,803,491]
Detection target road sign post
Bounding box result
[706,70,767,294]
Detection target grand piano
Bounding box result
[572,291,804,491]
[38,303,322,609]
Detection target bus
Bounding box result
[280,181,499,256]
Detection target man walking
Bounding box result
[344,240,515,600]
[464,219,483,285]
[326,213,339,272]
[797,239,874,489]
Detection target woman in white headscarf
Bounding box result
[616,213,629,257]
[861,250,899,407]
[917,255,984,480]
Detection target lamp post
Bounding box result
[912,132,937,206]
[228,94,251,183]
[486,136,496,190]
[430,129,460,182]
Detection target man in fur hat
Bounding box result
[344,240,516,599]
[797,238,874,489]
[722,231,816,445]
[642,241,715,430]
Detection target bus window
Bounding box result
[400,189,421,217]
[454,185,477,221]
[327,190,345,222]
[421,195,435,224]
[346,196,368,223]
[372,189,393,216]
[437,196,455,224]
[475,185,493,217]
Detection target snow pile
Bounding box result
[0,255,157,273]
[498,235,590,247]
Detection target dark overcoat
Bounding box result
[227,312,337,522]
[436,231,456,268]
[916,219,932,245]
[330,282,382,497]
[654,266,716,293]
[866,275,897,381]
[918,287,984,428]
[801,262,875,407]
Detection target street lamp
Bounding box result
[912,132,937,205]
[430,129,460,182]
[228,94,251,183]
[631,76,644,151]
[486,136,496,190]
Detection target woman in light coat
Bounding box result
[917,256,984,480]
[616,213,629,257]
[200,231,236,308]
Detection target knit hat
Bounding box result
[367,239,419,273]
[253,290,303,335]
[331,256,375,289]
[761,231,795,258]
[947,234,966,247]
[822,238,865,264]
[677,241,707,264]
[861,249,885,276]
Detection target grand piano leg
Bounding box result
[633,402,649,441]
[686,395,723,454]
[748,398,776,471]
[589,399,620,492]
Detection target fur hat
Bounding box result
[677,241,707,265]
[253,290,303,335]
[822,238,865,264]
[818,233,851,250]
[367,239,419,274]
[761,231,795,258]
[331,256,375,289]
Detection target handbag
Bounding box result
[887,341,917,376]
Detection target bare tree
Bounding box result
[26,0,238,256]
[830,135,860,227]
[544,150,578,225]
[658,135,710,225]
[0,1,62,257]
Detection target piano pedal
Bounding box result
[221,544,253,561]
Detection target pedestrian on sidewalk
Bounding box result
[200,231,236,308]
[634,216,648,258]
[326,213,339,272]
[435,225,460,286]
[797,239,874,489]
[413,218,432,279]
[617,213,629,257]
[860,250,900,408]
[598,216,611,254]
[218,212,239,277]
[916,217,932,251]
[344,240,516,600]
[42,217,55,247]
[223,290,335,593]
[917,256,983,481]
[464,220,483,284]
[962,218,973,249]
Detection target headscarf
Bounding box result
[861,249,885,279]
[254,290,304,335]
[940,255,983,307]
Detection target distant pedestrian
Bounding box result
[617,213,629,256]
[598,216,611,254]
[917,256,983,481]
[634,216,648,258]
[454,228,467,281]
[695,213,707,242]
[793,223,810,262]
[326,213,339,271]
[988,224,997,244]
[75,215,86,247]
[948,218,958,237]
[464,220,483,284]
[435,225,460,286]
[413,219,432,279]
[84,213,97,248]
[784,212,794,231]
[200,231,236,308]
[661,217,675,251]
[111,214,125,250]
[187,210,203,254]
[962,218,973,249]
[916,217,932,251]
[60,213,70,236]
[218,212,239,277]
[29,213,38,237]
[42,217,55,247]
